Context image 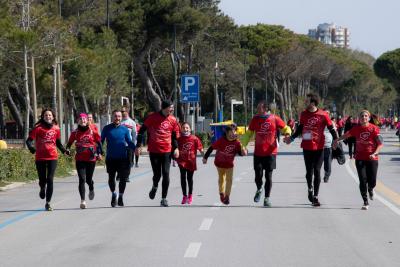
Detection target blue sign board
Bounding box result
[181,74,200,103]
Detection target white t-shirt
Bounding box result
[121,117,137,144]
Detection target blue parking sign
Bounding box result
[181,74,200,103]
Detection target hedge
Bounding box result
[0,149,75,183]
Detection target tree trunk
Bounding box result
[81,92,89,113]
[23,44,30,145]
[31,56,38,121]
[52,58,58,116]
[0,97,5,138]
[134,38,161,112]
[6,89,24,129]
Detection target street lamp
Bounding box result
[231,99,243,123]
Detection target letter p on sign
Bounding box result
[184,77,196,91]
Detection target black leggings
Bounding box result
[355,160,378,201]
[179,166,194,196]
[149,152,171,198]
[106,159,130,194]
[254,155,276,197]
[135,153,139,164]
[76,161,96,200]
[303,149,324,196]
[35,160,57,202]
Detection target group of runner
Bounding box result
[26,94,383,211]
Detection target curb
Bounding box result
[0,182,27,192]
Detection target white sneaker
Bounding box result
[80,201,87,209]
[361,204,369,210]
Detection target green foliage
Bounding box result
[0,149,74,182]
[374,48,400,90]
[195,132,210,148]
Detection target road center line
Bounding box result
[184,242,201,258]
[199,218,213,231]
[211,203,221,210]
[345,161,400,216]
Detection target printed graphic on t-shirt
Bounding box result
[42,130,57,143]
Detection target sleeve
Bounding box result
[56,139,67,154]
[125,128,136,150]
[325,113,333,127]
[136,124,147,147]
[67,132,76,148]
[276,116,292,136]
[291,124,303,140]
[101,126,107,145]
[131,120,137,144]
[236,141,243,156]
[211,138,220,150]
[347,127,356,137]
[248,117,256,131]
[240,130,254,147]
[203,146,214,159]
[26,136,36,154]
[93,129,101,143]
[28,127,36,140]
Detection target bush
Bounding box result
[0,148,75,183]
[195,132,211,148]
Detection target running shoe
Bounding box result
[323,176,329,183]
[45,203,53,211]
[111,193,117,207]
[219,193,225,203]
[160,198,169,207]
[362,200,369,210]
[312,197,321,207]
[126,178,131,183]
[368,189,374,201]
[118,196,124,206]
[187,194,193,205]
[181,195,188,205]
[80,201,87,209]
[116,176,120,181]
[263,197,271,207]
[223,196,230,205]
[308,189,313,203]
[149,186,157,200]
[135,163,139,168]
[254,189,262,203]
[39,187,45,199]
[88,190,95,200]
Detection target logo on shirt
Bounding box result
[259,122,271,133]
[182,142,193,151]
[224,145,236,154]
[42,130,56,143]
[160,121,171,130]
[307,117,319,126]
[360,132,370,141]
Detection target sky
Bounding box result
[219,0,400,58]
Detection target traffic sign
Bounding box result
[181,74,200,103]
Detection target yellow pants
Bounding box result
[217,167,234,197]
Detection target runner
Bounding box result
[241,101,292,207]
[66,113,102,209]
[121,107,137,182]
[344,116,356,159]
[176,122,204,205]
[284,93,338,207]
[101,110,136,207]
[203,125,247,205]
[87,113,99,134]
[25,108,69,211]
[323,111,336,183]
[337,115,344,137]
[134,120,141,167]
[135,100,180,207]
[333,110,383,210]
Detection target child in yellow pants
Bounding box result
[203,125,247,205]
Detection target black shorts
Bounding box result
[106,158,131,178]
[253,155,277,171]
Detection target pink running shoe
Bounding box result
[181,195,188,205]
[187,194,193,205]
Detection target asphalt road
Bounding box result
[1,131,400,267]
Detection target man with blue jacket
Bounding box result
[101,110,136,207]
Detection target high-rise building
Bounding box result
[308,23,350,48]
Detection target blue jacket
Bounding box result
[101,123,136,159]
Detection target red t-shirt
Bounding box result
[68,127,101,162]
[348,124,380,161]
[212,137,242,168]
[29,124,61,161]
[300,109,332,150]
[249,114,286,156]
[177,135,203,171]
[144,112,180,153]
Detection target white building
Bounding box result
[308,23,350,48]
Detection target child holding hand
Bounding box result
[203,125,247,205]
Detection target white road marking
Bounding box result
[184,242,201,258]
[211,203,221,210]
[199,218,213,231]
[345,161,400,216]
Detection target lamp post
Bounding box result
[231,99,243,123]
